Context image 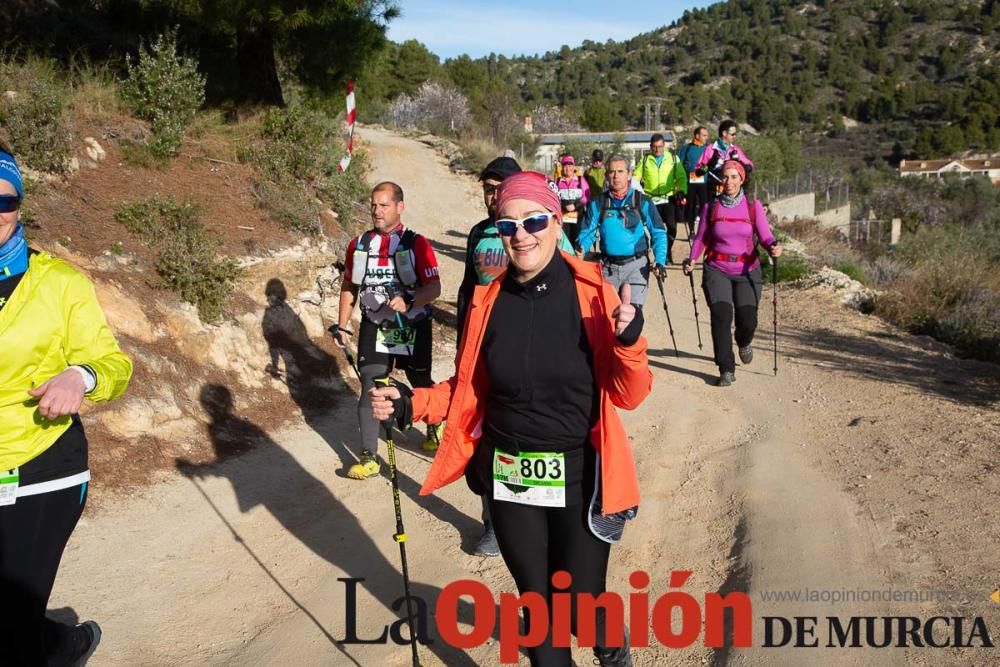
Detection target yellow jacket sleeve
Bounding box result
[62,272,132,403]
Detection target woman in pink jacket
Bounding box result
[684,160,781,387]
[554,154,591,247]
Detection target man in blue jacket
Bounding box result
[576,154,668,308]
[678,126,710,235]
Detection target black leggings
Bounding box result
[702,264,763,373]
[357,316,435,454]
[655,202,678,262]
[486,490,612,665]
[685,182,708,226]
[1,483,88,665]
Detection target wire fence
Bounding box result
[848,218,893,249]
[751,170,850,213]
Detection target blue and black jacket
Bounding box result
[576,187,668,266]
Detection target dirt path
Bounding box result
[52,127,999,666]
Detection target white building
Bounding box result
[533,131,676,174]
[899,157,1000,185]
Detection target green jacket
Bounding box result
[0,252,132,470]
[634,152,688,200]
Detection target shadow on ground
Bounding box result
[779,325,999,407]
[177,384,489,665]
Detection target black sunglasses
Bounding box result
[0,195,21,214]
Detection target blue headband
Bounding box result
[0,151,24,200]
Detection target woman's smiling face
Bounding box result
[497,197,562,283]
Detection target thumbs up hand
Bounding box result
[613,282,636,337]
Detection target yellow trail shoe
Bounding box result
[422,422,445,452]
[347,449,381,480]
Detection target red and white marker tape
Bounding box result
[338,79,356,173]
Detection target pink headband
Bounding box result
[495,171,562,222]
[722,160,746,181]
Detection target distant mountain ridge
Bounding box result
[471,0,1000,155]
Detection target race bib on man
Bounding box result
[493,451,566,507]
[375,324,416,356]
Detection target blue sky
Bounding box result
[387,0,715,59]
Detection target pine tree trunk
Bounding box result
[236,24,284,106]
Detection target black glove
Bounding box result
[327,324,353,346]
[374,376,414,432]
[616,304,644,346]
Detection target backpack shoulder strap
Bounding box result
[356,229,376,251]
[399,227,417,249]
[599,190,612,222]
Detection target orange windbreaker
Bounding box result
[413,252,652,515]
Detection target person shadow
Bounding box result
[261,278,481,550]
[261,278,356,471]
[176,384,489,666]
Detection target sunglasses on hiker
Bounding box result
[0,195,21,213]
[495,212,552,237]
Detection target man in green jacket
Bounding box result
[634,133,688,263]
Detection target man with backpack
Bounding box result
[332,182,444,479]
[584,148,607,195]
[678,126,710,235]
[577,154,668,309]
[634,133,687,263]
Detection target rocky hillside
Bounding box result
[12,95,367,492]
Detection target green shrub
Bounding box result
[835,259,869,284]
[156,223,241,323]
[251,180,320,235]
[114,195,200,244]
[120,30,206,158]
[114,195,240,322]
[761,252,810,283]
[874,221,1000,362]
[241,105,367,234]
[0,58,73,173]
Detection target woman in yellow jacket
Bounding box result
[0,146,132,665]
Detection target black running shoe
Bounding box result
[593,632,633,666]
[70,621,101,666]
[716,371,736,387]
[474,522,500,557]
[738,345,753,365]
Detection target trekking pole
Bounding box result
[374,375,422,667]
[328,325,363,382]
[653,273,679,357]
[687,269,703,350]
[772,257,779,377]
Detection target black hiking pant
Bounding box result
[655,202,678,263]
[483,447,614,666]
[357,315,436,456]
[1,483,88,666]
[703,264,763,374]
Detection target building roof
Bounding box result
[900,157,999,173]
[537,131,673,145]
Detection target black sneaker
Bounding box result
[593,632,633,666]
[716,371,736,387]
[71,621,101,666]
[474,522,500,557]
[738,345,753,365]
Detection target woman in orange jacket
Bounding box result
[371,171,652,667]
